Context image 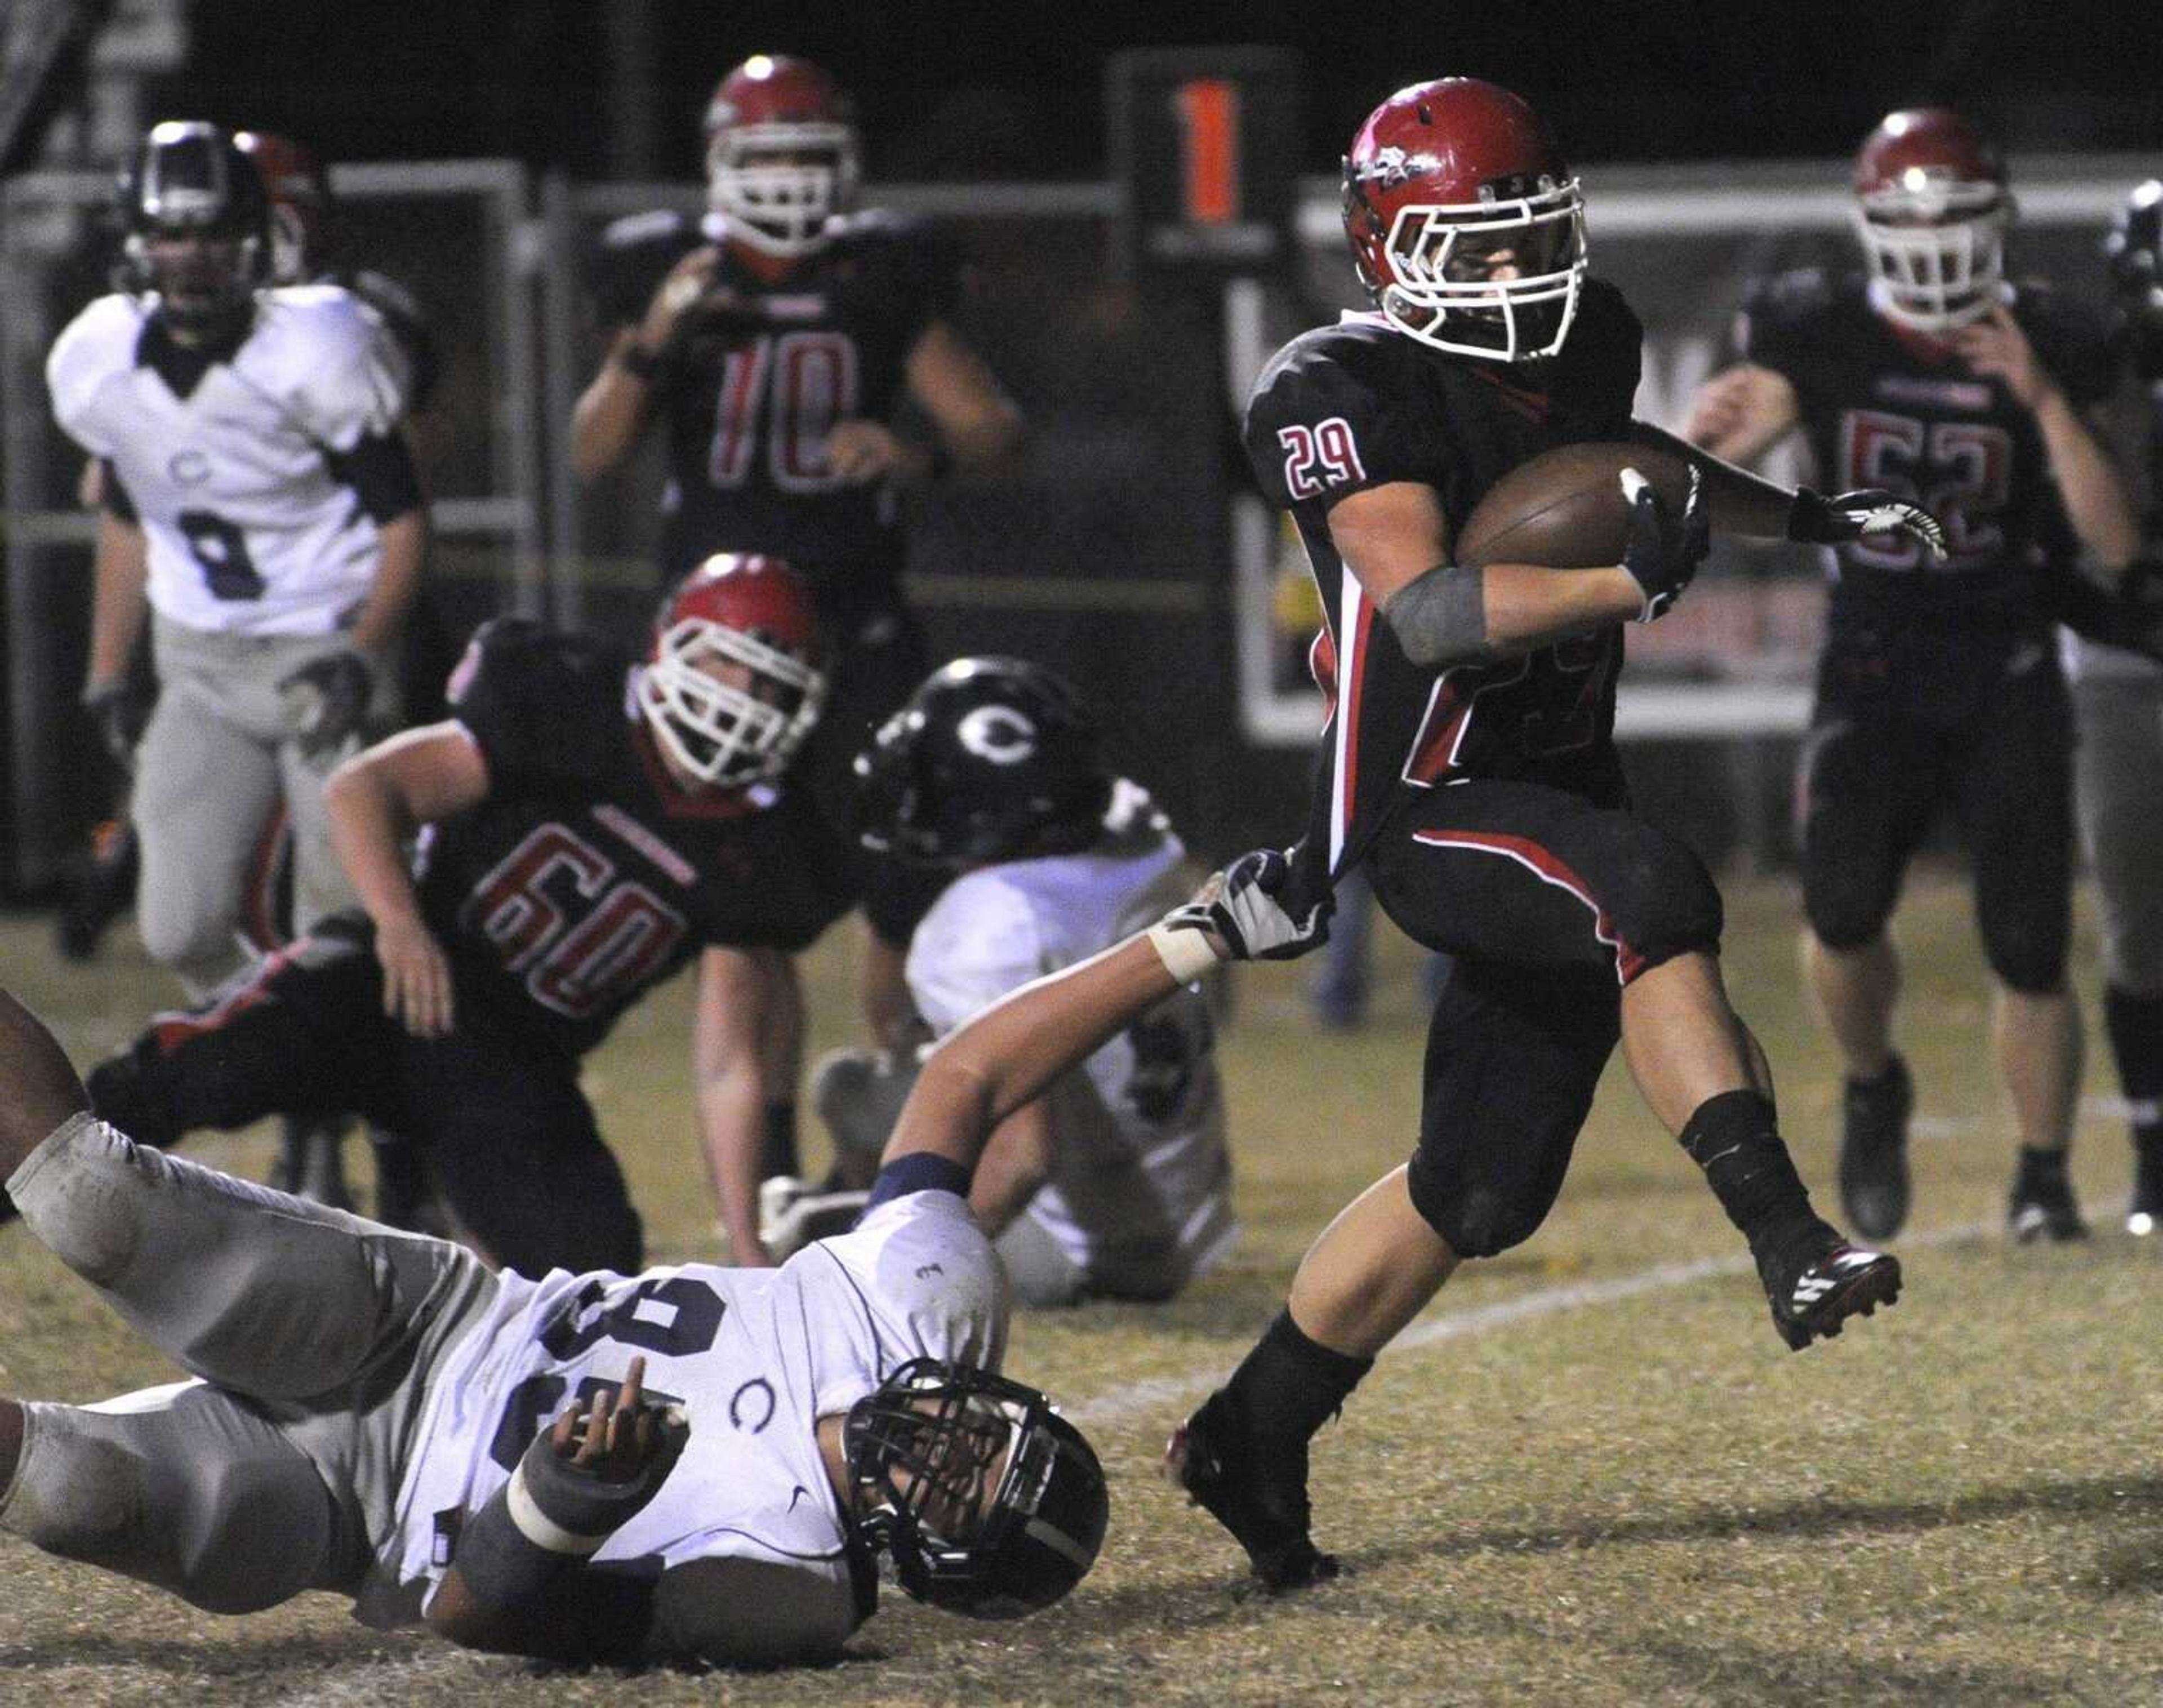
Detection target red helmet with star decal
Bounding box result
[1341,78,1587,362]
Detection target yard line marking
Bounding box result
[1063,1218,1996,1430]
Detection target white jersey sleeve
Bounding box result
[252,286,411,450]
[46,294,148,460]
[907,874,1051,1037]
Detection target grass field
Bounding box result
[2,865,2160,1706]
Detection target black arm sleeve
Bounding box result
[325,430,425,523]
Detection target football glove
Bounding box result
[81,677,154,768]
[1787,487,1947,562]
[1619,464,1709,622]
[1162,847,1332,963]
[278,652,374,759]
[513,1385,692,1550]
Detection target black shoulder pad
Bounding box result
[448,620,633,784]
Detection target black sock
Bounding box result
[1679,1089,1818,1249]
[759,1101,799,1180]
[2104,986,2163,1159]
[1220,1309,1373,1450]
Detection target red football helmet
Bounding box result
[702,54,859,260]
[1851,108,2010,334]
[236,130,333,284]
[1341,78,1586,362]
[638,553,827,789]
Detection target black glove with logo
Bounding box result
[278,652,375,759]
[82,677,155,769]
[1619,465,1710,622]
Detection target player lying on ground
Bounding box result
[765,656,1238,1307]
[0,880,1284,1661]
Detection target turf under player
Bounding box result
[1160,77,1943,1592]
[1686,109,2140,1243]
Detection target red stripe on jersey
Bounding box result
[1410,828,1647,984]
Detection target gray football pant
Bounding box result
[2072,671,2163,995]
[0,1113,495,1613]
[136,617,391,997]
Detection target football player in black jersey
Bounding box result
[1159,77,1942,1594]
[65,555,857,1278]
[571,54,1026,1126]
[1686,110,2141,1246]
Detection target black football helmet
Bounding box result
[844,1358,1108,1621]
[2104,179,2163,381]
[854,657,1113,869]
[118,121,272,333]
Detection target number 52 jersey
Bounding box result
[46,285,413,635]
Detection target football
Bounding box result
[1455,441,1696,571]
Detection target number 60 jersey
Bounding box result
[46,284,413,635]
[367,1189,1008,1642]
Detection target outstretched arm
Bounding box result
[883,933,1209,1177]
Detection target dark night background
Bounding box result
[175,0,2161,182]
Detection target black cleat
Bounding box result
[1164,1393,1338,1590]
[1838,1055,1913,1241]
[2130,1140,2163,1239]
[2007,1149,2088,1244]
[1756,1223,1902,1352]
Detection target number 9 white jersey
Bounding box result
[46,284,412,636]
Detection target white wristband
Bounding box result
[505,1463,610,1556]
[1147,922,1221,985]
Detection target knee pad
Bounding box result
[4,1396,331,1614]
[1982,922,2068,997]
[1612,833,1725,977]
[1405,1147,1552,1260]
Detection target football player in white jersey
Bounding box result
[769,657,1237,1305]
[47,121,425,1002]
[0,864,1306,1662]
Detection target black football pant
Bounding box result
[1801,625,2072,993]
[1364,775,1725,1257]
[84,930,643,1276]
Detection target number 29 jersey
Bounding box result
[369,1189,1007,1650]
[591,208,956,613]
[1242,282,1644,878]
[46,286,412,636]
[1738,270,2119,633]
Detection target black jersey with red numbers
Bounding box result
[591,208,957,613]
[1739,270,2119,634]
[415,618,858,1056]
[1243,280,1644,884]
